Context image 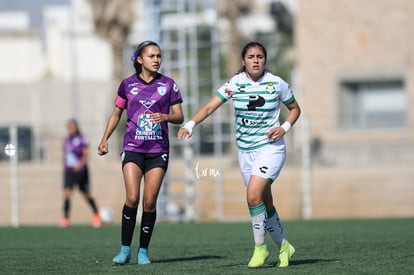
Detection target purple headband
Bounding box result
[130,51,139,61]
[130,40,159,61]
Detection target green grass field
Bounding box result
[1,218,413,274]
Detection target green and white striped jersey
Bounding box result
[216,71,295,151]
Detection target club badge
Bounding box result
[266,82,276,94]
[157,85,167,96]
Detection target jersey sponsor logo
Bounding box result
[137,110,161,131]
[243,112,263,118]
[241,118,268,126]
[247,95,265,111]
[65,152,79,168]
[157,85,166,96]
[139,99,156,109]
[128,82,139,87]
[259,166,268,174]
[135,110,163,141]
[130,87,139,95]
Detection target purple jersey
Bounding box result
[64,134,88,172]
[115,73,183,153]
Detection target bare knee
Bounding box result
[142,196,157,212]
[125,194,139,208]
[247,192,262,207]
[246,176,269,207]
[63,188,72,199]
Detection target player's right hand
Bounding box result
[177,128,192,139]
[98,141,109,155]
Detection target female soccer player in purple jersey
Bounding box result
[178,41,301,269]
[98,41,184,265]
[61,119,101,228]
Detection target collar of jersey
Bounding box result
[136,72,161,85]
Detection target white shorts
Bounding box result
[238,143,286,187]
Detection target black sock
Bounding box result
[64,199,70,218]
[121,205,138,246]
[139,211,157,249]
[87,197,98,214]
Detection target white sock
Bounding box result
[249,202,267,246]
[266,206,286,247]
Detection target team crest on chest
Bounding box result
[157,85,167,96]
[266,82,276,94]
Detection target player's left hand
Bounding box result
[267,127,285,141]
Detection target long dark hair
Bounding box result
[237,41,268,74]
[131,40,160,75]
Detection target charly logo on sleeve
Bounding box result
[128,81,140,95]
[130,87,139,95]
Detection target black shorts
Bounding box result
[64,168,90,193]
[121,151,169,173]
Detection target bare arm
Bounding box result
[177,95,224,139]
[267,99,301,141]
[283,99,301,126]
[98,106,123,155]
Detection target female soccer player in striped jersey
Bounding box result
[98,41,184,265]
[178,41,301,268]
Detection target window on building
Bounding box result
[339,80,407,129]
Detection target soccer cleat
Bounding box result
[247,244,269,268]
[112,245,131,265]
[137,248,151,265]
[59,218,70,228]
[277,241,295,268]
[92,214,102,228]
